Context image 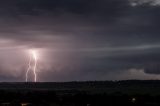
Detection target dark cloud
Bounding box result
[0,0,159,81]
[144,63,160,75]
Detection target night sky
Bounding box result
[0,0,160,82]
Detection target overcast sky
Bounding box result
[0,0,160,82]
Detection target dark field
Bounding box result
[1,80,160,106]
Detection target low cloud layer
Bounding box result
[130,0,160,6]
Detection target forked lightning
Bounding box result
[26,50,38,82]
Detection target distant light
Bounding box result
[21,103,30,106]
[131,97,136,103]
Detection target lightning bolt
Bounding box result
[32,50,37,82]
[26,54,31,82]
[26,50,38,82]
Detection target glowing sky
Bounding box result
[0,0,160,81]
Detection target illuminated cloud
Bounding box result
[115,69,160,80]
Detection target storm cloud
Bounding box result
[0,0,159,81]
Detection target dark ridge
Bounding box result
[0,80,159,95]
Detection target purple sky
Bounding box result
[0,0,160,81]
